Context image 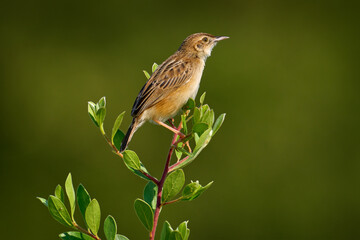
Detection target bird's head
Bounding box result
[178,33,229,59]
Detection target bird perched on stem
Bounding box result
[120,33,229,152]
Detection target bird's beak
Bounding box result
[215,36,230,42]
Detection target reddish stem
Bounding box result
[141,171,159,185]
[103,135,123,158]
[74,222,101,240]
[169,156,190,172]
[162,197,182,206]
[150,121,182,240]
[167,119,176,128]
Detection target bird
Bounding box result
[120,33,229,152]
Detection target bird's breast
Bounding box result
[187,60,205,99]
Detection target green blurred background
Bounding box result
[1,0,359,239]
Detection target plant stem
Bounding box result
[103,134,123,158]
[162,197,182,206]
[150,122,182,240]
[141,171,159,185]
[168,156,190,172]
[74,222,101,240]
[172,134,192,147]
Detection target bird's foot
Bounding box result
[154,119,186,138]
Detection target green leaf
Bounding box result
[193,107,201,124]
[115,235,129,240]
[88,114,99,127]
[98,96,106,109]
[65,173,76,220]
[175,149,182,161]
[113,129,125,151]
[143,181,157,211]
[152,62,158,72]
[111,111,125,143]
[174,145,191,157]
[59,231,94,240]
[160,221,173,240]
[123,150,141,170]
[55,185,65,203]
[194,133,199,144]
[200,104,209,117]
[182,181,213,201]
[207,109,215,127]
[88,101,96,112]
[174,136,183,160]
[201,108,214,127]
[37,197,48,207]
[143,70,151,79]
[199,92,206,105]
[104,215,117,240]
[182,98,195,111]
[162,169,185,203]
[85,199,101,236]
[96,108,106,126]
[88,102,99,127]
[77,184,91,224]
[181,115,187,134]
[194,128,212,152]
[48,195,73,228]
[177,221,190,240]
[212,113,226,136]
[134,199,154,231]
[192,122,209,136]
[169,231,182,240]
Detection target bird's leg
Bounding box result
[157,119,191,154]
[154,119,186,138]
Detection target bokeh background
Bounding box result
[1,0,359,239]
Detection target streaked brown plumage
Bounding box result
[120,33,229,152]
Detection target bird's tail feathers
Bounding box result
[120,118,141,152]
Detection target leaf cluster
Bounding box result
[134,168,212,234]
[38,173,129,240]
[171,92,226,171]
[160,221,190,240]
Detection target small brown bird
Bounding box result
[120,33,229,152]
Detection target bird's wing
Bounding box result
[131,57,193,117]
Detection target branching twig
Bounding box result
[74,222,101,240]
[162,197,182,206]
[150,121,182,240]
[169,156,190,172]
[102,134,123,158]
[141,171,159,185]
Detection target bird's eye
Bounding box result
[202,37,208,42]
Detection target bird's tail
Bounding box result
[120,118,140,152]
